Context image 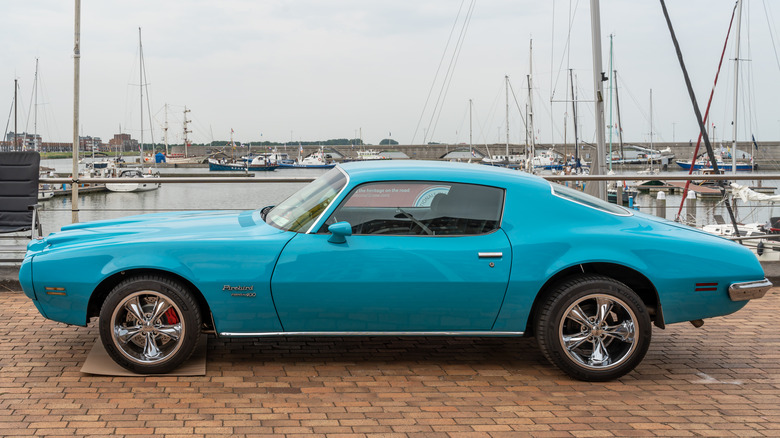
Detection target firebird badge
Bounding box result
[223,285,256,297]
[223,285,254,291]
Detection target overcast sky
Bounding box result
[3,1,779,147]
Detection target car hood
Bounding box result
[28,210,285,253]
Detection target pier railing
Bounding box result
[0,173,770,263]
[30,173,780,221]
[38,173,780,226]
[39,173,780,184]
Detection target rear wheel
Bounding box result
[535,275,651,381]
[99,275,201,374]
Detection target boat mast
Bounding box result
[469,99,473,158]
[138,27,144,168]
[527,39,536,171]
[731,0,743,174]
[33,58,38,151]
[649,89,654,171]
[608,35,613,171]
[183,106,191,157]
[570,69,579,168]
[587,0,607,199]
[614,70,625,164]
[163,103,169,156]
[14,79,17,150]
[71,0,81,223]
[505,75,509,158]
[649,89,654,150]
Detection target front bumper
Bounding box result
[729,278,772,301]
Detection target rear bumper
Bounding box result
[728,278,772,301]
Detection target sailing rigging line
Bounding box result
[548,0,584,148]
[507,79,528,134]
[4,80,29,149]
[413,0,476,145]
[550,0,555,147]
[550,0,581,103]
[411,0,468,145]
[427,0,476,143]
[475,80,505,146]
[762,0,780,75]
[455,100,470,144]
[140,34,156,149]
[467,100,489,148]
[3,94,14,149]
[661,0,740,236]
[674,1,737,222]
[24,60,38,141]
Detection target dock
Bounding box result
[637,180,723,197]
[46,184,108,198]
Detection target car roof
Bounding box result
[337,160,550,189]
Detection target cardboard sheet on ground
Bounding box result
[81,336,207,376]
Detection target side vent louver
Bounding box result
[695,282,718,292]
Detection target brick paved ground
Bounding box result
[1,290,779,437]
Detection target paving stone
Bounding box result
[1,289,779,436]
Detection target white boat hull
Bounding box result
[106,181,160,192]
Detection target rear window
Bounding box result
[551,183,631,216]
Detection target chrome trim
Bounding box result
[305,166,350,234]
[478,252,503,258]
[219,331,525,337]
[728,278,772,301]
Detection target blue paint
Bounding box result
[19,160,767,336]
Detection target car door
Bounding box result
[270,181,512,332]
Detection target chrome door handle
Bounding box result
[478,252,503,258]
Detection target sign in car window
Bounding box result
[345,183,451,208]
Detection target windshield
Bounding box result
[266,168,347,232]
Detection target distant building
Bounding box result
[40,142,72,153]
[108,133,139,152]
[80,136,104,152]
[3,132,41,151]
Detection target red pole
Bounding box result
[675,2,738,222]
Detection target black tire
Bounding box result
[535,275,651,381]
[98,275,201,374]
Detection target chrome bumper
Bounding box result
[728,278,772,301]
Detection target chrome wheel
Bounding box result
[559,294,637,371]
[110,291,185,365]
[535,275,651,381]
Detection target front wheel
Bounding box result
[99,275,202,374]
[535,275,652,381]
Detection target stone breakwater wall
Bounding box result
[172,141,780,169]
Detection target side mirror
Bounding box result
[327,221,353,244]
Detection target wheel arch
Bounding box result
[86,268,212,329]
[525,262,664,335]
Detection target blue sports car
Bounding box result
[19,161,771,380]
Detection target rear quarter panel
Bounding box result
[493,180,761,330]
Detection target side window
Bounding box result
[319,181,504,236]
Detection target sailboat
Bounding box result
[107,28,160,193]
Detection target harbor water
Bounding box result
[39,158,327,233]
[39,158,780,234]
